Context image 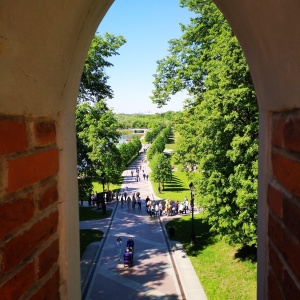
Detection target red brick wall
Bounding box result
[268,111,300,298]
[0,116,60,299]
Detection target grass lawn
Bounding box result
[79,206,112,221]
[166,214,257,300]
[92,176,123,194]
[157,159,257,299]
[151,165,191,202]
[165,131,176,151]
[80,229,103,257]
[79,206,112,257]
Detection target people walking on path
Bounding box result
[159,201,163,216]
[155,202,159,217]
[137,196,141,209]
[80,151,207,300]
[132,194,136,209]
[126,237,135,258]
[115,237,122,261]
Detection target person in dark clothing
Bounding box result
[126,237,135,258]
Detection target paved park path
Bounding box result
[80,152,207,300]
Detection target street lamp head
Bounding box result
[189,182,195,201]
[189,182,194,191]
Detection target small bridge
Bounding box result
[132,128,149,133]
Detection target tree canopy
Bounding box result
[152,0,258,247]
[76,101,122,195]
[76,33,126,198]
[79,33,126,103]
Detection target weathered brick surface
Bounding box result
[268,213,284,253]
[267,184,283,218]
[269,244,284,283]
[282,197,300,241]
[272,151,300,197]
[0,115,60,298]
[29,269,60,300]
[272,114,300,152]
[0,119,28,154]
[39,181,58,210]
[270,110,300,298]
[7,149,59,193]
[38,239,59,279]
[0,262,35,299]
[268,213,300,281]
[272,116,285,149]
[282,269,300,299]
[33,121,56,147]
[268,271,284,300]
[0,193,35,239]
[1,211,59,272]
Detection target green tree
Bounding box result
[146,125,172,160]
[79,33,126,103]
[76,32,126,198]
[152,0,258,247]
[119,137,142,167]
[150,153,172,191]
[76,101,122,195]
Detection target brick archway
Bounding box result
[0,1,300,298]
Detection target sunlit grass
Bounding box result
[151,160,191,202]
[166,214,257,300]
[79,206,111,257]
[92,180,122,194]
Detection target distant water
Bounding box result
[118,134,143,146]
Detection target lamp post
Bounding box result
[100,172,107,214]
[157,164,161,193]
[189,182,196,246]
[101,172,106,192]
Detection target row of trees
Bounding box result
[116,112,175,129]
[147,125,173,191]
[146,125,172,160]
[119,137,142,168]
[76,33,128,199]
[144,124,165,143]
[151,0,258,247]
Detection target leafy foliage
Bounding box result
[144,125,164,143]
[150,153,173,190]
[119,137,142,167]
[146,125,172,160]
[76,33,126,198]
[76,101,122,197]
[116,112,176,129]
[152,0,258,247]
[79,33,126,103]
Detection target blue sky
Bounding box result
[97,0,193,114]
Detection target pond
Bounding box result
[118,133,143,146]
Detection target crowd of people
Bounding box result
[144,196,191,217]
[130,162,149,182]
[118,188,142,209]
[162,197,190,216]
